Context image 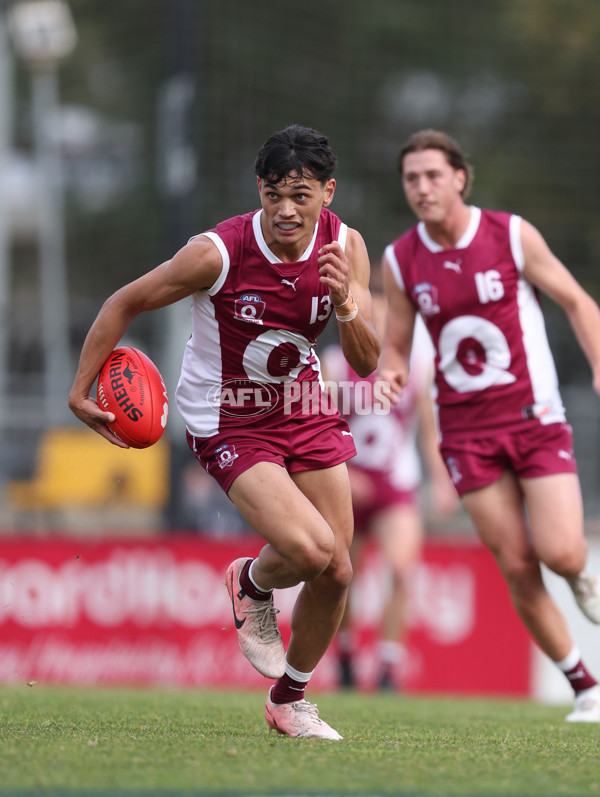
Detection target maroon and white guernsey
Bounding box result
[385,206,566,442]
[175,207,347,437]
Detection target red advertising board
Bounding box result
[0,535,530,695]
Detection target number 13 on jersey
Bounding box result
[310,295,333,324]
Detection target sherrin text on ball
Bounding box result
[97,346,168,448]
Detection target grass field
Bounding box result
[0,685,598,796]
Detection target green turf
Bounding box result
[0,686,598,796]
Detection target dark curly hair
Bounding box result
[254,124,338,185]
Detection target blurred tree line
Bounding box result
[8,0,600,392]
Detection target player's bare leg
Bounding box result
[228,462,352,737]
[373,504,423,688]
[462,470,600,722]
[462,471,575,660]
[522,473,586,574]
[225,461,339,678]
[230,462,352,738]
[284,464,354,671]
[229,461,345,591]
[336,532,365,688]
[524,472,600,721]
[522,473,600,623]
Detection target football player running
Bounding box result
[69,125,379,738]
[381,129,600,722]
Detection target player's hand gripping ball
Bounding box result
[97,346,169,448]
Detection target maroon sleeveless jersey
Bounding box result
[385,207,565,441]
[175,207,348,437]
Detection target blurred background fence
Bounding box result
[1,0,600,534]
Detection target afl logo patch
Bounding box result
[234,293,266,324]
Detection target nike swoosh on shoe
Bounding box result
[229,571,246,629]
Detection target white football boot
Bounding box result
[565,686,600,723]
[567,570,600,624]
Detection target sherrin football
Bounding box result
[96,346,168,448]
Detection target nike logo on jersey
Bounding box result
[443,260,462,273]
[567,668,585,681]
[281,278,300,291]
[341,430,353,437]
[229,571,246,629]
[558,450,573,462]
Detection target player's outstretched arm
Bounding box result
[68,236,222,445]
[318,228,380,377]
[521,219,600,397]
[378,254,416,403]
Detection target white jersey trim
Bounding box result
[509,215,525,272]
[385,244,405,291]
[175,291,223,438]
[338,222,348,252]
[196,232,230,295]
[252,209,319,263]
[417,206,481,252]
[517,277,565,424]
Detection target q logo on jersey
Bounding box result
[234,293,266,325]
[215,443,239,469]
[413,283,440,316]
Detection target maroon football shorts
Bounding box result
[440,422,578,497]
[348,464,419,534]
[186,412,357,495]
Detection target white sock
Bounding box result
[285,661,314,682]
[248,559,271,594]
[556,645,581,672]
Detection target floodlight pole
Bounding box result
[31,64,71,424]
[8,0,77,425]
